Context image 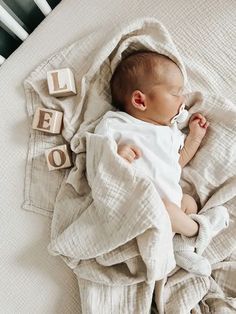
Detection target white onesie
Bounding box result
[95,110,186,207]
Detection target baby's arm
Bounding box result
[179,113,209,168]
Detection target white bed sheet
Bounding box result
[0,0,235,313]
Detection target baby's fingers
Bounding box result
[203,121,210,129]
[199,116,207,127]
[190,113,202,123]
[117,144,142,163]
[130,145,142,159]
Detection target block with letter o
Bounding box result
[45,144,72,171]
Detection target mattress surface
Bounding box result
[0,0,235,312]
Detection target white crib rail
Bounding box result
[0,4,29,41]
[0,0,58,65]
[34,0,52,16]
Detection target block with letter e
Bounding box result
[47,68,77,97]
[32,107,63,134]
[45,144,72,171]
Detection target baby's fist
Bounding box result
[117,144,142,163]
[189,113,209,140]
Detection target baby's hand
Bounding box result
[189,113,209,141]
[117,144,142,163]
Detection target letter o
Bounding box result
[48,149,66,167]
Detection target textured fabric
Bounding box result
[22,15,236,313]
[173,205,229,276]
[173,234,212,277]
[95,110,185,206]
[51,132,176,308]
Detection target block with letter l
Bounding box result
[32,107,63,134]
[45,144,72,171]
[47,68,77,97]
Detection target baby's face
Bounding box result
[145,63,185,125]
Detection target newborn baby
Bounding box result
[95,51,229,276]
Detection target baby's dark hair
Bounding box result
[110,51,173,111]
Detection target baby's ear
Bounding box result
[131,90,147,111]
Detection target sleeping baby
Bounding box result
[95,51,229,276]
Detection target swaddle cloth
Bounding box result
[23,18,236,314]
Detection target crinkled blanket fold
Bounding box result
[48,133,175,282]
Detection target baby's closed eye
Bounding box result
[170,87,183,96]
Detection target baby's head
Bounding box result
[110,51,185,126]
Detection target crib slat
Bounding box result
[0,5,28,41]
[3,0,44,32]
[34,0,52,16]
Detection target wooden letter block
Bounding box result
[32,107,63,134]
[45,144,72,171]
[47,68,77,97]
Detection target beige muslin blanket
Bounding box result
[23,18,236,313]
